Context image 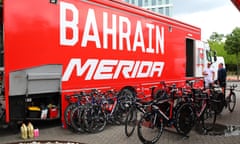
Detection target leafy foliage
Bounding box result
[209,32,225,42]
[224,27,240,55]
[207,28,240,75]
[223,27,240,78]
[208,38,236,65]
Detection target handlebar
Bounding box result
[228,84,237,90]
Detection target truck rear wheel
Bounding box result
[118,89,135,109]
[117,89,135,124]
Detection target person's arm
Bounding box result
[212,71,215,81]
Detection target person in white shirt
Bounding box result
[202,62,215,88]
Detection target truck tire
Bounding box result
[117,89,135,124]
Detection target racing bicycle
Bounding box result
[225,84,237,112]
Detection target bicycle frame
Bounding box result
[194,97,208,118]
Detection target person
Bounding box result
[202,62,215,88]
[217,63,227,95]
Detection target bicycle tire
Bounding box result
[124,106,137,137]
[137,112,163,144]
[64,103,76,129]
[202,104,216,131]
[227,92,236,112]
[83,104,107,133]
[175,103,195,135]
[214,92,225,115]
[0,108,6,124]
[70,106,85,133]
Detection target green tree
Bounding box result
[208,34,236,66]
[209,32,225,42]
[208,32,237,74]
[225,27,240,80]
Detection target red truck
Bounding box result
[0,0,214,127]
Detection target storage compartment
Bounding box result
[9,92,61,120]
[28,106,41,118]
[8,65,62,120]
[9,65,62,96]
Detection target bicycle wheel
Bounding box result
[83,104,107,133]
[0,108,6,125]
[64,103,76,129]
[137,112,163,144]
[124,106,137,137]
[214,92,225,115]
[175,103,195,135]
[202,104,216,131]
[114,100,129,124]
[70,106,85,133]
[227,92,236,112]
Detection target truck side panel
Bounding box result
[3,0,201,122]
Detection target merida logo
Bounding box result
[62,58,165,81]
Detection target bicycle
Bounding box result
[64,92,87,131]
[137,83,195,144]
[225,84,237,112]
[83,89,126,133]
[0,102,5,126]
[184,80,217,132]
[207,84,225,115]
[68,92,91,133]
[124,84,167,138]
[124,96,153,137]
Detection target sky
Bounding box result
[172,0,240,41]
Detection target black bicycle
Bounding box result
[184,80,217,132]
[64,92,89,132]
[69,92,91,133]
[83,89,127,133]
[137,83,195,144]
[124,97,153,137]
[0,103,5,126]
[209,84,237,114]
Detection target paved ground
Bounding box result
[1,81,240,144]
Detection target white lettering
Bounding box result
[133,21,145,53]
[60,2,79,46]
[150,62,165,77]
[62,58,98,81]
[62,58,164,81]
[59,2,165,55]
[146,23,154,53]
[156,26,164,54]
[131,61,140,78]
[137,61,153,78]
[94,60,118,80]
[113,60,134,79]
[119,16,131,51]
[103,12,117,50]
[81,9,101,48]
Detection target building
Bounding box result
[124,0,173,17]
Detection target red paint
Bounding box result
[2,0,203,123]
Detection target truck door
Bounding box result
[186,38,194,77]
